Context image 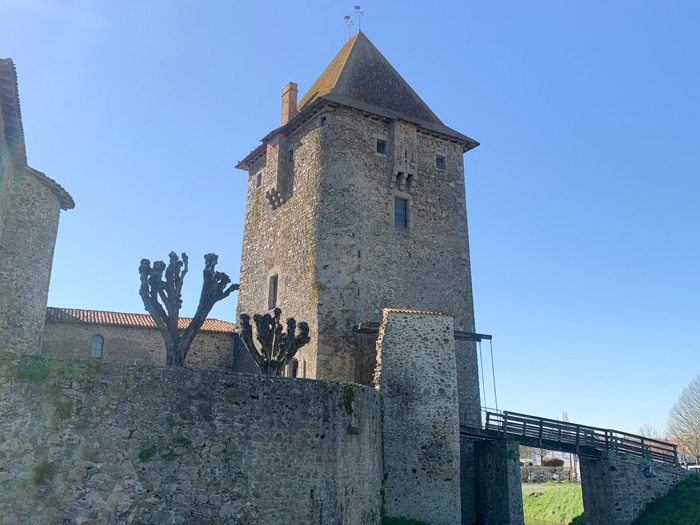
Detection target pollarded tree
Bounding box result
[139,252,238,367]
[238,308,310,376]
[667,375,700,465]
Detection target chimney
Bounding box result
[281,82,298,126]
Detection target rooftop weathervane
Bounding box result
[355,6,363,32]
[344,15,354,39]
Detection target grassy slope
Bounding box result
[522,484,585,524]
[632,474,700,525]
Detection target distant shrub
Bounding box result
[542,458,564,467]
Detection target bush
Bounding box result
[542,457,564,467]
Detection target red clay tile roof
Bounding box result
[384,308,453,317]
[46,307,235,333]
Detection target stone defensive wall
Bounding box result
[0,353,382,524]
[580,450,690,525]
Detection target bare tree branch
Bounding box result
[238,308,310,376]
[667,375,700,465]
[138,252,238,367]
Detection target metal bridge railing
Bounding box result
[483,411,678,465]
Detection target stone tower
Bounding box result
[0,59,74,355]
[235,32,480,422]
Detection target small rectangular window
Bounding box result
[256,173,262,187]
[288,149,294,163]
[268,275,279,309]
[395,198,408,228]
[376,140,387,154]
[320,116,327,127]
[436,156,445,169]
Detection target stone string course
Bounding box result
[0,355,381,524]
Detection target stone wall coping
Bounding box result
[384,308,453,317]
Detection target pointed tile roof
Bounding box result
[236,33,478,170]
[297,32,478,148]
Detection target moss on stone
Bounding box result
[340,384,355,416]
[31,459,55,485]
[55,400,73,421]
[166,415,178,430]
[13,356,94,384]
[160,449,177,461]
[82,445,98,461]
[138,445,158,462]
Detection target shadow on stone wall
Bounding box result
[0,353,382,524]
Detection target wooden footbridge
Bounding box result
[461,411,678,466]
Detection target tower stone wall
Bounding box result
[0,170,61,354]
[236,111,323,379]
[0,58,74,356]
[235,35,483,520]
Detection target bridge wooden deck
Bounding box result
[461,411,678,466]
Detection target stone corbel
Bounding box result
[265,189,284,210]
[389,172,398,189]
[398,173,408,192]
[407,174,416,194]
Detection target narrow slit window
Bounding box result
[288,149,294,163]
[256,172,262,187]
[436,156,445,169]
[376,140,387,154]
[320,116,327,127]
[268,275,279,310]
[91,335,104,358]
[395,198,408,228]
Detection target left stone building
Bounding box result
[42,307,236,368]
[0,58,74,355]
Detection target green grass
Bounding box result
[632,474,700,525]
[522,483,584,524]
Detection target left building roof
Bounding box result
[46,307,236,334]
[0,58,74,210]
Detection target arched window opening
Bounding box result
[91,335,104,359]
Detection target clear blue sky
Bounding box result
[2,0,698,437]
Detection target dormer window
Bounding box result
[376,140,387,155]
[436,155,445,170]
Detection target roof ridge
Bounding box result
[46,307,236,333]
[331,33,360,96]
